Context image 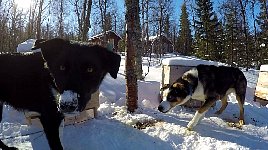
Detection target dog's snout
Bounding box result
[59,102,77,113]
[158,101,171,113]
[58,90,79,113]
[158,105,164,112]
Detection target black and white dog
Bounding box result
[158,65,247,130]
[0,38,121,150]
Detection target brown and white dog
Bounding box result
[158,64,247,130]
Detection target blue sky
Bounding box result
[102,0,259,33]
[116,0,184,18]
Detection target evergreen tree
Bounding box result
[177,2,193,55]
[221,0,253,67]
[212,19,225,61]
[164,14,170,38]
[221,1,243,66]
[257,0,268,65]
[194,0,220,60]
[105,12,113,31]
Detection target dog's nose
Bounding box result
[158,105,164,112]
[59,102,77,113]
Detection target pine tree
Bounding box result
[194,0,220,60]
[212,19,225,62]
[164,14,170,38]
[221,1,242,66]
[257,0,268,65]
[105,12,113,31]
[177,2,193,55]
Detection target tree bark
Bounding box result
[125,0,139,113]
[58,0,64,38]
[82,0,92,41]
[238,0,249,69]
[36,0,44,39]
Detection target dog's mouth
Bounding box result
[58,90,79,114]
[158,101,172,113]
[158,96,191,113]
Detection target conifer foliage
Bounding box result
[194,0,221,60]
[177,2,193,55]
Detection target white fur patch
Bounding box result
[178,95,191,105]
[184,68,198,78]
[191,80,206,101]
[161,88,170,100]
[59,90,79,108]
[226,88,236,95]
[187,111,206,129]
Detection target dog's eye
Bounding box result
[60,65,65,71]
[87,67,94,73]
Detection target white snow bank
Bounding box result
[162,56,218,66]
[17,39,40,52]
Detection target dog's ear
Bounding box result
[172,83,184,89]
[109,52,121,79]
[32,38,68,63]
[96,46,121,79]
[160,84,170,91]
[31,39,46,50]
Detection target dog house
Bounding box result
[25,90,99,126]
[161,56,218,108]
[254,65,268,106]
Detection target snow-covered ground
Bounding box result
[1,54,268,150]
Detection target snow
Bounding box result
[1,52,268,150]
[17,39,41,53]
[162,55,218,66]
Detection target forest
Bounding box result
[0,0,267,69]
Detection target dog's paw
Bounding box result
[239,119,245,125]
[227,122,243,130]
[187,121,196,130]
[187,127,193,131]
[183,128,196,136]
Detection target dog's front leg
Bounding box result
[187,97,217,130]
[40,112,64,150]
[187,111,206,130]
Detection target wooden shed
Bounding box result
[148,35,174,54]
[161,56,218,108]
[254,65,268,106]
[88,30,122,52]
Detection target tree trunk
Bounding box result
[125,0,139,113]
[82,0,92,41]
[36,0,44,39]
[98,0,108,46]
[58,0,64,38]
[238,0,249,69]
[135,1,143,80]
